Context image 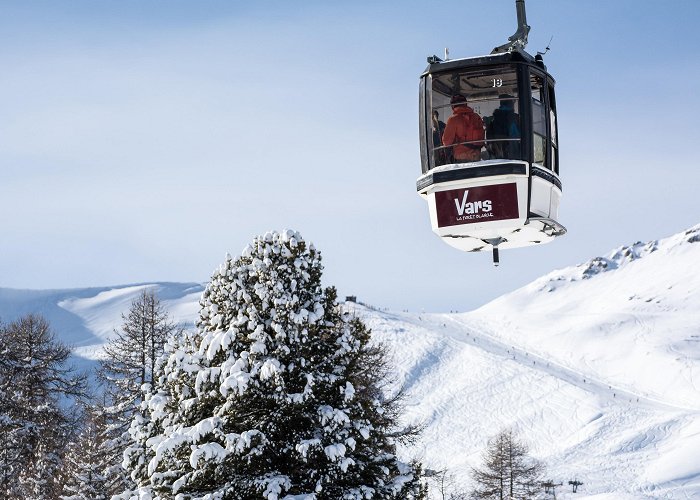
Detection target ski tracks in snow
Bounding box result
[433,313,699,413]
[352,306,700,498]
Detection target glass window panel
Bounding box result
[548,84,558,148]
[531,73,548,168]
[531,74,544,102]
[419,77,430,173]
[532,100,546,136]
[430,66,522,164]
[430,105,450,167]
[484,95,521,160]
[534,134,546,164]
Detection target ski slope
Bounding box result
[359,306,699,499]
[359,224,700,498]
[1,225,698,498]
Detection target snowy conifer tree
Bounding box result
[99,289,180,496]
[61,404,110,500]
[122,230,425,499]
[0,314,86,499]
[470,429,544,499]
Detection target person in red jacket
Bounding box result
[442,94,485,163]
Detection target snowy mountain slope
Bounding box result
[58,282,203,360]
[0,282,203,374]
[0,287,108,347]
[353,224,699,498]
[470,224,700,411]
[356,305,699,499]
[0,225,698,498]
[0,282,202,348]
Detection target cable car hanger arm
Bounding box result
[491,0,530,54]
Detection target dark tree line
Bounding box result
[0,285,563,500]
[0,314,87,499]
[0,289,178,499]
[0,233,430,499]
[121,231,426,498]
[0,292,554,500]
[97,289,179,496]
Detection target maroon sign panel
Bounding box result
[435,183,520,228]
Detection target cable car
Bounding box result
[417,0,565,265]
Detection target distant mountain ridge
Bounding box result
[473,223,700,410]
[1,225,699,498]
[536,223,700,289]
[0,282,202,348]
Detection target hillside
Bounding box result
[365,223,700,498]
[1,225,698,498]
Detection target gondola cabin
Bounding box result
[417,49,565,263]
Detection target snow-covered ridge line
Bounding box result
[1,224,699,497]
[353,301,700,498]
[530,223,700,293]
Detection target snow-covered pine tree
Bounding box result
[123,230,425,499]
[0,314,87,499]
[99,289,180,496]
[61,404,110,500]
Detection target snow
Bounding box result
[148,433,190,476]
[203,329,237,359]
[189,442,227,468]
[259,358,282,380]
[318,406,350,427]
[353,224,700,498]
[219,368,250,397]
[2,225,699,498]
[343,381,355,402]
[296,439,321,458]
[324,443,346,461]
[190,417,225,441]
[261,475,292,500]
[229,429,265,454]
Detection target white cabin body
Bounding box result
[418,50,565,254]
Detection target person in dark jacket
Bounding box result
[442,94,485,163]
[432,110,448,166]
[486,94,521,159]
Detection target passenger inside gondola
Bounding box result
[485,94,521,160]
[441,94,485,163]
[432,110,449,165]
[428,68,524,168]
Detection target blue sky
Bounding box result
[1,0,699,312]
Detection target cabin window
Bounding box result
[430,67,521,167]
[548,83,559,175]
[531,74,547,167]
[419,77,430,173]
